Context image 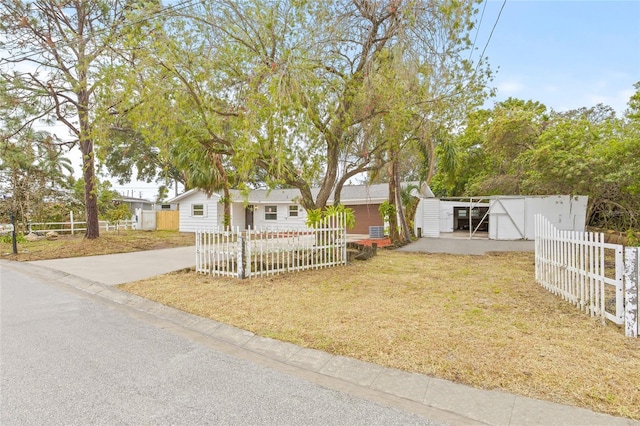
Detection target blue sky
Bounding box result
[475,0,640,114]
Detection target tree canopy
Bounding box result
[431,84,640,231]
[102,0,492,225]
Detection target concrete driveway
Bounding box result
[28,246,196,286]
[397,235,534,255]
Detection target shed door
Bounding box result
[489,198,525,240]
[422,199,440,237]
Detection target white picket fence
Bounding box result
[195,214,347,279]
[535,214,639,337]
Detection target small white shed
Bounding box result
[414,195,588,240]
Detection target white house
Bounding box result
[166,183,416,234]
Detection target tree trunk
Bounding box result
[395,163,412,244]
[387,158,400,244]
[315,140,339,209]
[213,155,232,229]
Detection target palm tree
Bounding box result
[400,183,420,239]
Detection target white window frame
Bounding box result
[192,204,205,217]
[288,205,299,217]
[265,205,277,221]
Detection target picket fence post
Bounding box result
[237,233,246,279]
[624,247,638,338]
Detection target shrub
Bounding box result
[0,233,26,244]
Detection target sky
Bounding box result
[476,0,639,113]
[25,0,640,201]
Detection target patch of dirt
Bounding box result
[352,237,393,248]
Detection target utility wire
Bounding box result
[475,0,507,72]
[468,0,488,62]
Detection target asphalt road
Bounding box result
[0,263,444,425]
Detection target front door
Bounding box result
[245,205,254,229]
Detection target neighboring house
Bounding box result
[166,183,418,234]
[155,202,178,211]
[116,195,154,216]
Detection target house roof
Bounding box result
[166,182,422,205]
[165,188,202,204]
[116,195,153,204]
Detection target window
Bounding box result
[161,204,171,210]
[192,204,204,217]
[265,205,277,220]
[289,205,299,217]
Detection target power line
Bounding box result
[476,0,507,71]
[468,0,488,62]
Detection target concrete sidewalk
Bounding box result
[15,246,637,425]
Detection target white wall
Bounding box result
[413,199,423,237]
[251,203,307,228]
[178,191,221,232]
[418,199,440,237]
[489,197,526,240]
[489,195,588,240]
[439,201,457,233]
[230,203,245,228]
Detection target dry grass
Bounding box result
[0,230,194,261]
[120,250,640,420]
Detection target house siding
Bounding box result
[252,203,307,228]
[177,191,222,232]
[345,204,383,234]
[167,183,420,233]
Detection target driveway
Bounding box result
[28,246,195,286]
[397,235,534,255]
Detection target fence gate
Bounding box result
[156,211,179,230]
[535,214,639,337]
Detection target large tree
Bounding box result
[0,0,156,238]
[108,0,491,224]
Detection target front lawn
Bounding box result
[0,230,195,261]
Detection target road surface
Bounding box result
[0,262,445,425]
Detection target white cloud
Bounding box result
[496,78,524,95]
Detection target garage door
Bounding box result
[346,204,383,234]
